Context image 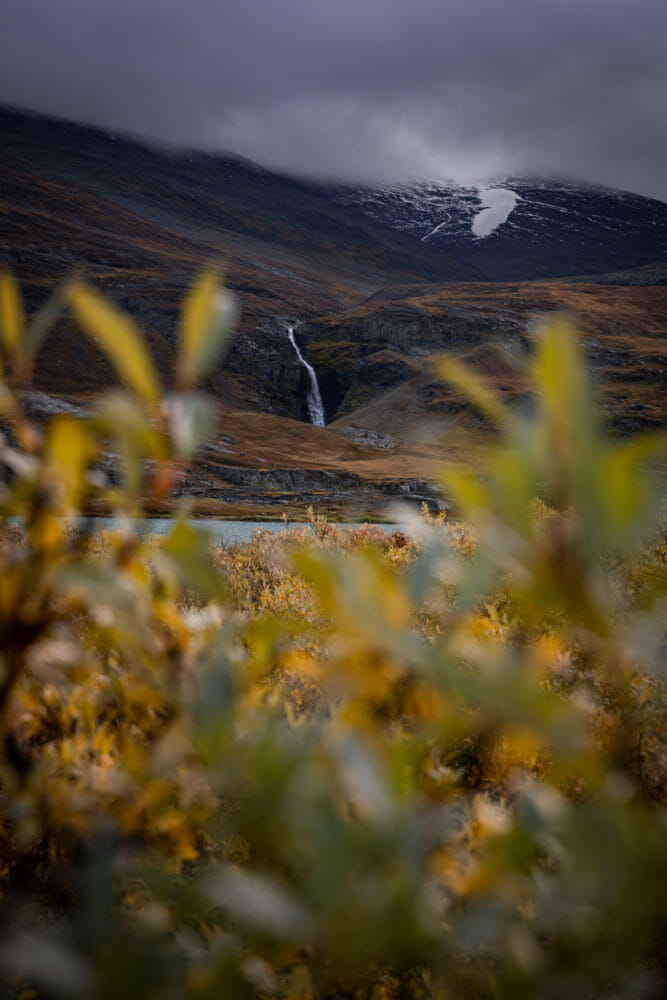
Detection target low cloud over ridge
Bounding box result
[2,1,666,200]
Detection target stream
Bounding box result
[287,324,326,426]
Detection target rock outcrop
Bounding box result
[177,462,446,514]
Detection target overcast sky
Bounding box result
[2,1,666,199]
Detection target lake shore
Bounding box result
[86,495,407,523]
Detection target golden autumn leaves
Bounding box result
[0,270,665,999]
[0,268,237,515]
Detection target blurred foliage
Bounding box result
[0,274,666,999]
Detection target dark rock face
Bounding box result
[355,350,419,390]
[299,303,525,355]
[225,320,306,420]
[296,334,426,422]
[295,339,367,422]
[296,300,528,419]
[331,350,420,420]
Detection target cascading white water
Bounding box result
[287,325,326,427]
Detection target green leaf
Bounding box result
[93,390,168,499]
[488,446,538,526]
[162,516,225,600]
[166,391,215,459]
[209,866,314,941]
[598,433,666,542]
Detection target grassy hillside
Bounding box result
[299,279,667,436]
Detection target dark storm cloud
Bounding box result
[2,1,666,198]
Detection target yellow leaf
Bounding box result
[0,270,24,353]
[531,316,589,430]
[438,466,491,515]
[433,353,508,427]
[489,447,538,524]
[44,416,96,512]
[67,281,160,405]
[178,270,236,387]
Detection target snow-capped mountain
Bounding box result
[330,178,667,281]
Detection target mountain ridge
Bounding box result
[329,177,667,280]
[0,103,482,418]
[1,105,665,516]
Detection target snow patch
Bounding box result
[472,187,519,238]
[421,220,450,242]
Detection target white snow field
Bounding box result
[471,187,520,237]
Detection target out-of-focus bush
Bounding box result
[0,274,665,999]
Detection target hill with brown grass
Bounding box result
[2,106,665,516]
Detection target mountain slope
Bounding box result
[331,178,667,280]
[297,279,667,436]
[0,105,476,414]
[1,106,665,517]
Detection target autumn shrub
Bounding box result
[0,273,665,999]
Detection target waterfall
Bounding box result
[287,325,326,427]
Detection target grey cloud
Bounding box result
[1,0,666,199]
